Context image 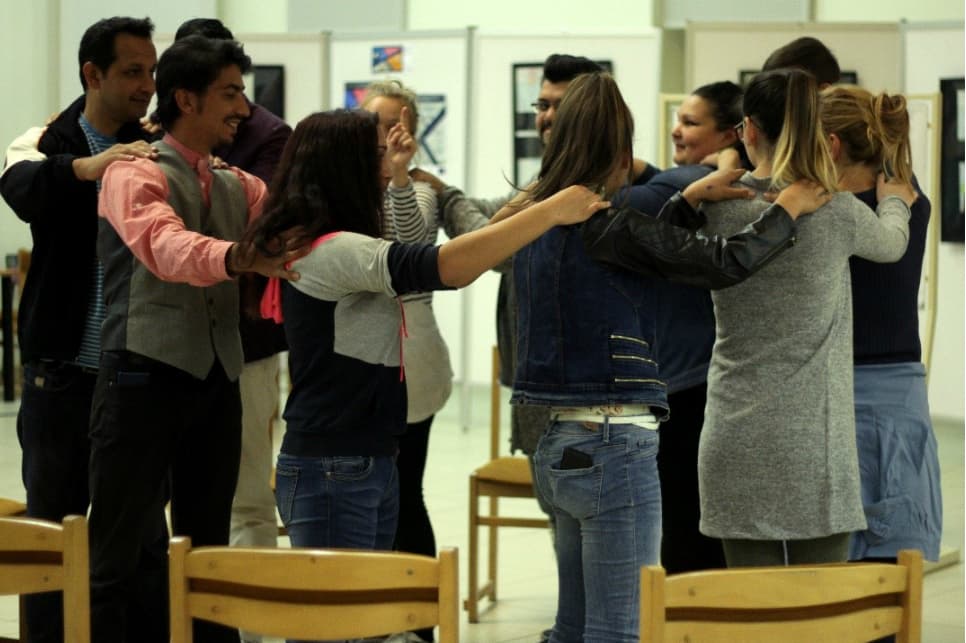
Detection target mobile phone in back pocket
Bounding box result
[559,447,593,470]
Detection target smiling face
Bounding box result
[195,64,250,149]
[91,33,157,127]
[535,79,571,145]
[670,94,737,166]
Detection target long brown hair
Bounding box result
[819,85,912,184]
[244,109,385,257]
[530,72,634,202]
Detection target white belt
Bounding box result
[551,406,659,430]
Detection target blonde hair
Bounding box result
[362,79,419,132]
[819,85,912,184]
[531,72,633,202]
[744,69,838,193]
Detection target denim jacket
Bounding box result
[511,223,669,416]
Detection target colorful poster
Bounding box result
[416,94,446,176]
[344,82,370,109]
[372,46,403,73]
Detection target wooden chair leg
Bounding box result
[488,495,498,603]
[465,475,479,623]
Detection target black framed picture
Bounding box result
[511,60,612,185]
[940,77,965,242]
[245,65,285,120]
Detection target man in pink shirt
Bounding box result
[89,35,303,643]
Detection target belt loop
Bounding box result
[603,416,611,443]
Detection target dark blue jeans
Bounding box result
[534,420,662,643]
[275,452,399,550]
[17,360,95,643]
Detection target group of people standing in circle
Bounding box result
[261,36,938,643]
[1,15,939,643]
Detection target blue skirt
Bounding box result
[849,362,942,561]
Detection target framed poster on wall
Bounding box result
[940,77,965,242]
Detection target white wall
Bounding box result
[904,24,965,421]
[218,0,286,33]
[407,0,652,31]
[816,0,964,22]
[0,0,59,258]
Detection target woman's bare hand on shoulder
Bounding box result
[682,168,753,208]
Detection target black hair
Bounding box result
[762,37,841,86]
[175,18,234,41]
[154,35,252,130]
[542,54,603,84]
[77,16,154,90]
[692,81,743,130]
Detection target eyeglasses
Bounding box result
[531,99,561,114]
[733,120,745,137]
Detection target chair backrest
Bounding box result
[169,539,459,643]
[640,549,923,643]
[0,515,90,643]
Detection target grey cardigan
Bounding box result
[697,173,910,540]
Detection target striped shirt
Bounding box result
[383,180,439,305]
[74,114,115,369]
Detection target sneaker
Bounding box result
[538,628,552,643]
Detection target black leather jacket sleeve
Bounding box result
[582,192,798,290]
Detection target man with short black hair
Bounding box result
[89,35,303,643]
[0,16,157,643]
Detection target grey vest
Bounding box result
[99,141,248,380]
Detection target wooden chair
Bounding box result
[0,514,90,643]
[465,345,550,622]
[168,538,459,642]
[639,549,923,642]
[0,499,27,643]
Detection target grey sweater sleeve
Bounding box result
[851,194,911,263]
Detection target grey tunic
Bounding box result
[697,173,910,540]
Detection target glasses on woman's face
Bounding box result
[733,120,745,137]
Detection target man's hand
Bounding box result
[72,141,159,181]
[227,238,312,282]
[682,168,754,208]
[876,172,917,207]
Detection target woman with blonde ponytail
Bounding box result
[694,69,916,567]
[821,85,942,565]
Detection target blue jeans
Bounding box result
[275,453,399,550]
[533,420,662,643]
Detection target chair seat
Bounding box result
[474,456,533,485]
[0,498,26,517]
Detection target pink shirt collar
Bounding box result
[162,133,210,176]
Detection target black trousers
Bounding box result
[395,415,437,642]
[17,361,95,643]
[88,351,242,643]
[656,382,726,574]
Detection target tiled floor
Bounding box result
[0,385,962,642]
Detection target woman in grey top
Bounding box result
[696,69,917,566]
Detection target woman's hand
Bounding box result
[876,172,917,207]
[547,185,611,225]
[387,106,416,187]
[769,179,834,220]
[681,168,754,208]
